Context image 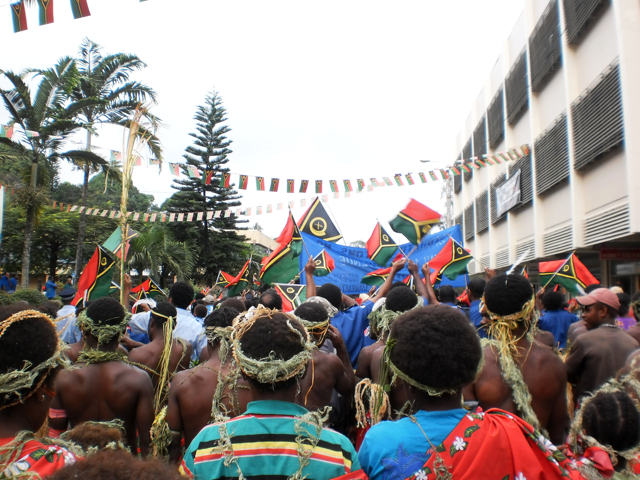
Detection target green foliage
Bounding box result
[11,289,48,305]
[0,292,13,305]
[162,91,247,285]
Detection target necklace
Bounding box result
[409,415,452,479]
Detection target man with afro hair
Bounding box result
[127,279,205,361]
[49,297,155,455]
[537,289,579,349]
[166,306,250,462]
[462,274,568,446]
[305,258,400,368]
[180,308,359,479]
[359,305,579,480]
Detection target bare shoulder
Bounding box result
[127,345,153,364]
[530,343,565,377]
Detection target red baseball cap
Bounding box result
[576,288,620,310]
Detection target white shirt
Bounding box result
[55,305,81,344]
[129,307,206,361]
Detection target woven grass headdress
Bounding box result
[0,310,71,411]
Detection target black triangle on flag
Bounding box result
[298,197,342,243]
[274,284,306,311]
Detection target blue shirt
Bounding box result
[359,408,468,479]
[332,301,375,367]
[538,309,580,349]
[45,280,57,299]
[9,278,16,292]
[55,305,81,344]
[0,277,10,292]
[129,307,206,361]
[469,300,487,339]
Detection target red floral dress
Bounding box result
[0,437,77,478]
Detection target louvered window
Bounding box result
[508,154,533,210]
[464,204,475,240]
[516,240,535,261]
[563,0,607,45]
[505,49,529,124]
[543,226,573,255]
[473,116,487,159]
[572,61,623,170]
[454,174,462,194]
[490,173,507,223]
[529,0,562,92]
[475,190,489,233]
[584,203,630,246]
[463,138,473,182]
[488,87,505,148]
[496,248,509,268]
[534,112,569,194]
[481,255,490,269]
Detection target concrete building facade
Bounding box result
[452,0,640,294]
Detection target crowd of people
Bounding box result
[1,258,640,479]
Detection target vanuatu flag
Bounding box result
[298,197,342,243]
[226,260,252,296]
[275,212,303,258]
[131,278,165,299]
[273,284,307,312]
[70,0,90,18]
[218,171,229,187]
[361,267,392,287]
[366,222,398,266]
[11,2,28,32]
[72,246,115,308]
[270,178,280,192]
[215,270,235,287]
[260,243,300,286]
[429,238,472,284]
[539,253,598,295]
[102,226,138,261]
[313,250,335,277]
[521,265,529,279]
[239,175,249,190]
[38,0,54,25]
[389,199,441,245]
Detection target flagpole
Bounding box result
[213,270,221,288]
[376,218,408,262]
[542,251,576,290]
[292,249,326,280]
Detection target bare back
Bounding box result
[296,350,346,412]
[128,339,192,389]
[52,361,154,455]
[464,339,567,445]
[166,356,250,460]
[370,344,409,414]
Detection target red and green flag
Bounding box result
[169,163,181,176]
[205,169,215,185]
[38,0,54,25]
[344,180,353,193]
[382,177,393,186]
[237,175,248,189]
[287,179,294,193]
[418,172,427,183]
[0,125,14,139]
[131,278,165,299]
[299,180,309,193]
[389,199,441,245]
[366,222,398,266]
[102,225,138,261]
[402,275,416,293]
[256,177,265,191]
[260,243,300,286]
[70,0,91,18]
[357,179,366,191]
[315,180,322,194]
[72,246,115,308]
[273,284,307,312]
[539,253,598,295]
[298,197,342,243]
[429,171,438,181]
[11,2,28,32]
[219,172,230,187]
[394,174,405,186]
[521,265,529,279]
[329,180,338,193]
[451,167,461,176]
[270,178,280,192]
[405,174,415,185]
[428,237,473,285]
[275,212,303,258]
[312,250,335,277]
[361,267,392,287]
[440,170,449,180]
[461,164,471,173]
[226,260,252,296]
[215,270,235,287]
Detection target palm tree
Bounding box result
[0,57,107,287]
[70,38,161,283]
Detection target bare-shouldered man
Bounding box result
[49,297,154,455]
[128,302,191,394]
[294,303,355,412]
[166,306,250,463]
[463,274,568,446]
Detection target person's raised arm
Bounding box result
[421,262,439,305]
[326,325,356,396]
[123,274,132,309]
[535,287,545,312]
[372,259,406,302]
[408,260,429,300]
[304,257,317,298]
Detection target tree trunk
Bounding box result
[49,242,59,278]
[74,131,92,283]
[21,204,34,289]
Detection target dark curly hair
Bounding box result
[48,449,182,480]
[617,293,631,317]
[386,286,417,313]
[192,304,208,319]
[62,422,125,451]
[295,302,328,323]
[390,281,407,290]
[245,296,259,309]
[0,303,31,322]
[585,283,604,294]
[389,305,482,392]
[484,274,533,316]
[468,278,486,299]
[151,302,178,330]
[204,307,239,329]
[238,313,307,390]
[220,297,246,313]
[316,283,342,309]
[0,311,59,408]
[438,285,456,303]
[542,290,565,311]
[582,390,640,452]
[168,281,194,310]
[86,297,125,327]
[259,289,283,310]
[38,301,62,318]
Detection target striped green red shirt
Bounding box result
[180,400,359,479]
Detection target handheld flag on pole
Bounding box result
[298,197,343,243]
[214,270,235,288]
[312,250,335,277]
[102,225,138,260]
[428,237,472,285]
[131,278,165,299]
[226,260,252,296]
[273,284,307,312]
[72,246,116,308]
[539,252,597,295]
[260,242,300,286]
[389,199,442,245]
[276,211,303,258]
[361,267,392,287]
[366,222,398,266]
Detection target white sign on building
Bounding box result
[496,169,521,218]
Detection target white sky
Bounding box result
[0,0,523,244]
